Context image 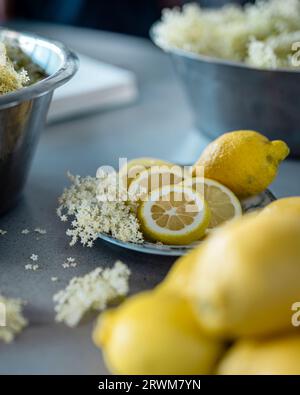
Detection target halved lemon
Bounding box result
[137,184,211,245]
[181,177,242,228]
[119,158,174,189]
[128,165,183,202]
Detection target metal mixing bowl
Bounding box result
[151,27,300,157]
[0,29,78,215]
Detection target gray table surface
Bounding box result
[0,23,300,375]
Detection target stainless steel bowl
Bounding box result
[0,29,78,215]
[151,27,300,157]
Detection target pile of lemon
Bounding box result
[92,131,300,375]
[120,130,289,245]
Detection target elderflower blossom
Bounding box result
[34,228,47,235]
[155,0,300,69]
[57,172,144,247]
[0,43,29,94]
[0,295,28,343]
[53,261,131,327]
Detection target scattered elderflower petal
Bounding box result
[53,261,131,327]
[51,277,58,282]
[62,263,70,269]
[0,229,7,236]
[30,254,38,262]
[62,258,78,269]
[32,265,39,271]
[25,264,33,271]
[57,172,144,247]
[21,229,30,235]
[0,295,28,343]
[34,228,47,235]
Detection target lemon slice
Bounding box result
[128,165,183,202]
[181,177,242,228]
[119,158,174,189]
[137,184,211,245]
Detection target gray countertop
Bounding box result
[0,23,300,375]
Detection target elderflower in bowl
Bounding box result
[152,0,300,156]
[0,29,78,215]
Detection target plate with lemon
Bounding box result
[98,130,288,256]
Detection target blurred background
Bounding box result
[2,0,254,37]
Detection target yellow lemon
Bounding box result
[137,184,211,245]
[128,165,183,202]
[194,130,289,198]
[158,246,202,295]
[218,334,300,375]
[119,157,174,189]
[181,177,242,228]
[261,196,300,216]
[187,213,300,337]
[93,291,223,375]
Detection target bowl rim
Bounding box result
[0,28,79,108]
[150,23,300,75]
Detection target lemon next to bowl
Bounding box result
[194,130,289,198]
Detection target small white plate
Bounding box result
[98,189,276,256]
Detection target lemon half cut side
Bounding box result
[119,158,174,189]
[181,177,242,228]
[138,184,211,245]
[128,165,184,202]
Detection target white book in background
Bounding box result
[48,54,138,122]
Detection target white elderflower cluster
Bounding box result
[0,295,28,343]
[0,43,29,94]
[155,0,300,69]
[53,261,131,327]
[57,172,144,247]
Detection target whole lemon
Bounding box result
[218,334,300,375]
[261,196,300,216]
[158,246,202,295]
[187,213,300,337]
[93,291,223,375]
[194,130,289,198]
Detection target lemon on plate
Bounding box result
[93,291,223,375]
[119,157,174,189]
[137,184,211,245]
[181,177,242,228]
[128,165,183,202]
[194,130,289,198]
